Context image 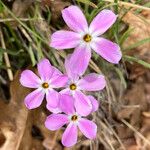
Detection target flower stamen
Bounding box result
[42,82,49,89]
[71,115,78,121]
[69,83,77,90]
[83,34,92,42]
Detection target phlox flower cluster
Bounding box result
[20,5,122,147]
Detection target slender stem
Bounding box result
[103,0,150,10]
[0,18,44,22]
[0,28,13,81]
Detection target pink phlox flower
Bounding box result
[50,5,122,75]
[45,94,98,147]
[20,58,68,110]
[53,55,106,116]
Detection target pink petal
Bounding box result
[65,55,78,80]
[62,123,78,147]
[52,67,62,77]
[46,90,59,108]
[50,75,69,88]
[88,96,99,112]
[50,30,80,49]
[78,73,106,91]
[45,114,68,131]
[24,89,44,109]
[68,45,91,76]
[46,104,62,114]
[74,91,92,116]
[62,5,88,32]
[89,9,117,36]
[91,38,122,64]
[20,70,40,88]
[37,58,53,81]
[59,94,75,115]
[60,88,71,95]
[78,118,97,139]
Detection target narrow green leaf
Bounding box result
[0,2,4,13]
[0,52,3,65]
[115,67,127,89]
[124,55,150,69]
[123,37,150,51]
[0,48,24,55]
[28,46,36,66]
[119,27,134,46]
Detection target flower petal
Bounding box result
[52,67,62,77]
[89,9,117,36]
[59,94,75,115]
[46,90,59,108]
[78,73,106,91]
[50,75,69,88]
[20,70,40,88]
[45,114,68,131]
[88,95,99,112]
[91,38,122,64]
[62,5,88,32]
[65,55,79,80]
[37,58,53,81]
[46,104,62,114]
[50,30,80,49]
[69,45,91,76]
[60,88,71,95]
[24,89,44,109]
[74,91,92,116]
[62,123,78,147]
[78,118,97,139]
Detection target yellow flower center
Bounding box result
[71,115,78,121]
[42,82,49,89]
[83,34,92,42]
[69,83,77,90]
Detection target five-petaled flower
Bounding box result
[50,5,122,74]
[45,94,98,147]
[55,55,106,116]
[20,59,68,110]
